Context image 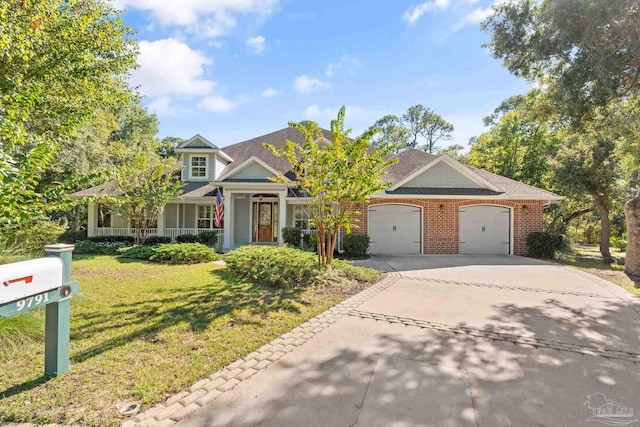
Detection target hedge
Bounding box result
[527,232,568,258]
[143,236,172,245]
[282,227,302,247]
[225,246,323,289]
[342,234,370,257]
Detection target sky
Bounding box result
[116,0,530,150]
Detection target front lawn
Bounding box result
[553,245,639,297]
[0,255,377,426]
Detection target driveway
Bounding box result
[174,255,640,427]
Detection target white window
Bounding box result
[293,205,313,230]
[197,205,213,229]
[190,155,207,178]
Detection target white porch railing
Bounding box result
[93,227,223,244]
[94,228,158,237]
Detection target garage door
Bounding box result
[459,205,510,254]
[369,205,421,254]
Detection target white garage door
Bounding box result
[459,205,511,254]
[369,205,421,254]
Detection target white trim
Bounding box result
[177,148,234,162]
[366,203,423,255]
[217,156,282,182]
[188,154,209,180]
[178,134,218,149]
[458,203,514,255]
[388,154,503,193]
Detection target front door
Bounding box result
[257,202,273,242]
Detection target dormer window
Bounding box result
[190,155,208,179]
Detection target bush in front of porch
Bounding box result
[224,245,381,289]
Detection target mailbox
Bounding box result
[0,244,79,379]
[0,257,64,305]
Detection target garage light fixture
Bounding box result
[522,204,529,213]
[439,204,445,212]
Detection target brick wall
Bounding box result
[343,198,544,256]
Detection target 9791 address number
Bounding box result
[16,293,50,312]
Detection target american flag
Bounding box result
[214,188,224,228]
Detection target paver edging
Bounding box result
[126,272,399,427]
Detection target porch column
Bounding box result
[223,192,232,250]
[157,209,165,237]
[278,192,287,246]
[87,202,96,237]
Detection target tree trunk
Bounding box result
[73,205,81,231]
[624,188,640,280]
[595,203,615,264]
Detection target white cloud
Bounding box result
[113,0,279,38]
[294,75,329,94]
[246,35,266,54]
[197,95,237,112]
[325,54,362,77]
[404,0,451,24]
[464,6,493,23]
[147,96,177,116]
[261,88,278,98]
[130,38,215,98]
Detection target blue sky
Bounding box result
[117,0,528,150]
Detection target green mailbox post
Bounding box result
[0,243,80,379]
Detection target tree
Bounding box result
[368,105,454,153]
[468,90,558,188]
[0,0,137,230]
[106,156,182,245]
[552,118,621,264]
[266,107,397,265]
[436,144,467,161]
[483,0,640,272]
[368,115,411,152]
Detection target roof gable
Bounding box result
[178,134,218,149]
[389,155,502,192]
[217,156,280,181]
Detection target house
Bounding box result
[70,127,563,255]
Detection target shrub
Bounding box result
[303,232,317,252]
[176,234,199,243]
[527,232,568,258]
[610,236,627,251]
[118,245,157,260]
[88,235,135,244]
[332,260,381,283]
[58,230,87,244]
[197,230,219,247]
[11,221,66,252]
[149,243,218,264]
[143,236,172,245]
[74,240,128,255]
[225,246,323,289]
[282,227,302,247]
[342,234,370,257]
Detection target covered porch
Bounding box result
[86,188,314,250]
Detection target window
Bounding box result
[191,156,207,178]
[293,205,313,230]
[197,205,213,229]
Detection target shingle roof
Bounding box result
[70,129,563,201]
[219,127,332,180]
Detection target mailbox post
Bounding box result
[44,244,74,378]
[0,243,79,379]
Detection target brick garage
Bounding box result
[346,198,544,256]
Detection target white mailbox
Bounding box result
[0,257,64,305]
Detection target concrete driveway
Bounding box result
[175,255,640,427]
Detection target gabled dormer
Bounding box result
[175,134,233,182]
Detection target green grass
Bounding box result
[553,245,640,297]
[0,255,374,426]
